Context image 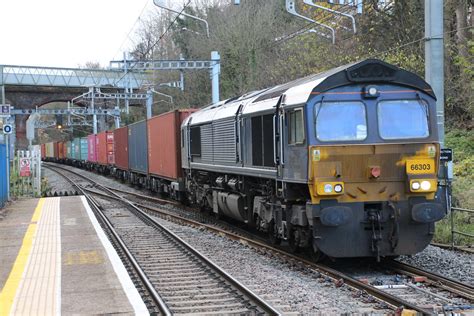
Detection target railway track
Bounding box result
[44,163,474,315]
[44,164,282,315]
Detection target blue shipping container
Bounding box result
[72,138,88,161]
[128,120,148,174]
[0,144,8,208]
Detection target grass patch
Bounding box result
[433,128,474,246]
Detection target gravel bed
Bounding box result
[45,164,145,195]
[398,245,474,286]
[42,163,473,310]
[42,167,76,194]
[153,216,391,315]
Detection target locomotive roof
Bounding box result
[185,59,435,125]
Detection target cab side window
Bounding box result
[288,108,305,145]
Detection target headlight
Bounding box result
[316,182,344,195]
[324,184,333,193]
[420,180,431,191]
[409,179,436,193]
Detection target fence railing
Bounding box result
[10,146,41,198]
[450,207,474,249]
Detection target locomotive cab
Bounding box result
[296,60,445,259]
[182,59,446,261]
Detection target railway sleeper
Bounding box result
[155,281,224,290]
[169,303,248,313]
[166,297,247,307]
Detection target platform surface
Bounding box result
[0,196,148,315]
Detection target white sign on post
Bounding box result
[2,124,12,134]
[0,104,11,117]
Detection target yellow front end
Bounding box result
[308,143,440,204]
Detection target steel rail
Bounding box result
[43,165,171,315]
[46,163,470,314]
[77,180,430,314]
[45,164,281,315]
[386,260,474,301]
[430,242,474,254]
[89,185,474,309]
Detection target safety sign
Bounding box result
[19,158,31,177]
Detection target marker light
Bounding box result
[334,184,343,193]
[420,180,431,191]
[364,85,380,98]
[324,184,333,193]
[368,87,377,95]
[411,181,421,190]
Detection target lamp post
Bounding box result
[153,0,210,38]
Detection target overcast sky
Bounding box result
[0,0,153,68]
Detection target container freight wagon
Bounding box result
[66,141,73,162]
[44,142,56,160]
[87,134,97,164]
[41,144,46,160]
[113,126,128,180]
[128,120,148,186]
[72,137,88,166]
[96,131,114,165]
[147,109,196,198]
[57,141,66,161]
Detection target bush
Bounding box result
[434,128,473,246]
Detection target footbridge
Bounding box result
[0,52,220,148]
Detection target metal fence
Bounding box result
[0,144,8,207]
[450,207,474,248]
[10,147,41,198]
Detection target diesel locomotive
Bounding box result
[181,59,446,260]
[43,59,447,260]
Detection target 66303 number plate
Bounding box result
[406,159,435,174]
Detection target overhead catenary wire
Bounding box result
[111,0,151,62]
[116,0,192,83]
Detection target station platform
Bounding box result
[0,196,149,315]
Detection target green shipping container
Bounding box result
[72,137,88,161]
[66,141,73,159]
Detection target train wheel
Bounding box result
[268,220,281,245]
[307,244,326,262]
[288,226,300,253]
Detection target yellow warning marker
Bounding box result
[0,198,45,316]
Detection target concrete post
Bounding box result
[146,88,153,119]
[425,0,444,146]
[124,52,130,114]
[211,51,220,104]
[180,54,185,92]
[91,87,97,134]
[114,98,120,129]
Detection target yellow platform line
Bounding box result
[0,198,45,316]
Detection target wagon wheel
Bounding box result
[288,225,300,253]
[268,220,281,245]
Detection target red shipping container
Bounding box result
[113,126,128,170]
[61,141,68,159]
[57,142,66,159]
[87,134,97,162]
[96,131,114,165]
[147,109,196,180]
[53,142,59,159]
[41,144,45,159]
